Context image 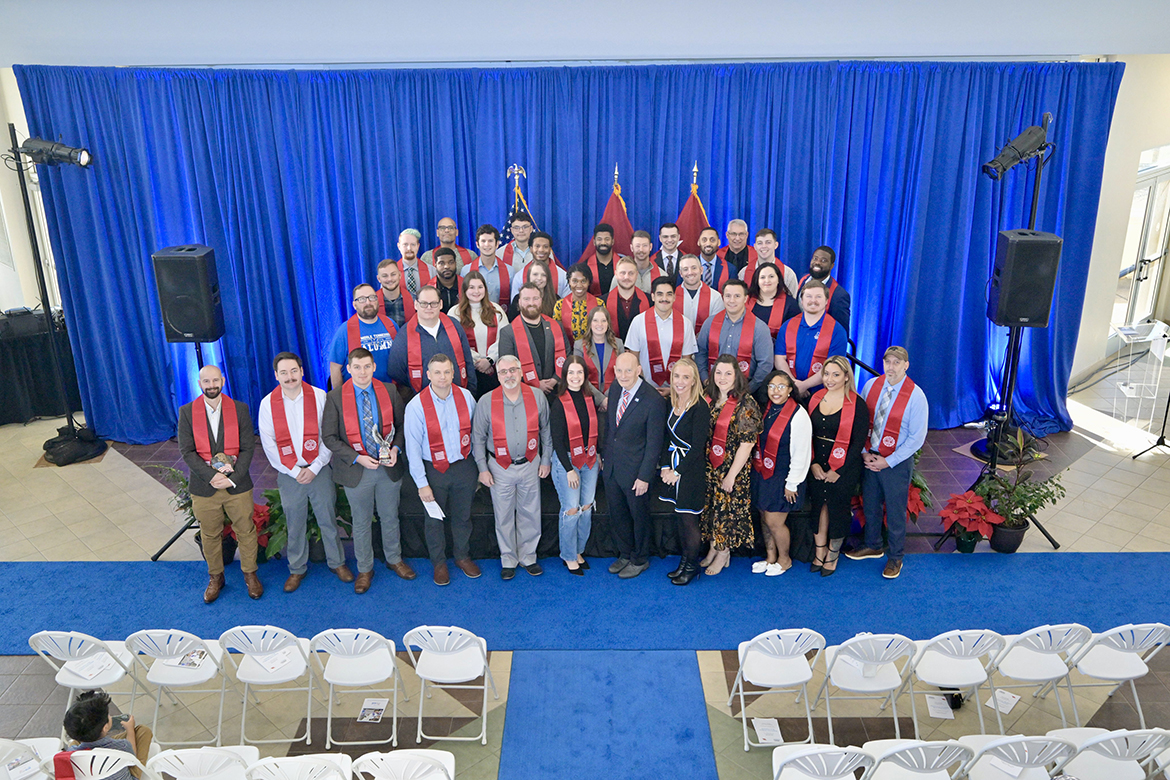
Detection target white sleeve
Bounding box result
[624,313,646,352]
[786,407,813,493]
[257,395,293,477]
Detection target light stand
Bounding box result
[1131,362,1170,459]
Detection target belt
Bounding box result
[511,457,530,466]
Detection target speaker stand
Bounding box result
[1132,387,1170,460]
[152,340,207,561]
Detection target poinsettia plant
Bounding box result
[223,503,270,548]
[940,490,1004,540]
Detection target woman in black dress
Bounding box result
[748,262,800,340]
[807,355,869,576]
[751,370,812,576]
[658,357,710,585]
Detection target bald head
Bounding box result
[614,351,642,390]
[198,365,224,401]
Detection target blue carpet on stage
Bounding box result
[5,552,1168,654]
[499,650,716,780]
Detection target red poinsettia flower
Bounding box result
[907,485,925,518]
[224,503,272,548]
[940,491,1004,539]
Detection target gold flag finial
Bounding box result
[691,161,699,195]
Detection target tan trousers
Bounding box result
[192,489,258,575]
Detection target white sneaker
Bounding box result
[751,560,769,573]
[765,563,786,576]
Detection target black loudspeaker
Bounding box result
[152,244,226,342]
[987,229,1063,328]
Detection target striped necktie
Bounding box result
[361,390,376,454]
[406,265,419,297]
[617,389,631,426]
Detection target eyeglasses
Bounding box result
[354,295,377,303]
[767,384,790,391]
[437,225,457,231]
[498,367,521,375]
[416,299,442,308]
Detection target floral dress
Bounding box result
[701,394,762,549]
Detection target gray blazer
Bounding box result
[322,380,407,487]
[574,336,624,395]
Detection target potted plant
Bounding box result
[152,466,271,562]
[939,490,1002,553]
[262,485,353,562]
[851,452,935,535]
[973,430,1066,553]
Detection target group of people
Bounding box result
[177,215,928,603]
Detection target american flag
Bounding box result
[500,200,534,246]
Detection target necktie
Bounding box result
[665,255,675,278]
[870,384,897,450]
[406,266,419,296]
[702,260,713,287]
[361,389,376,455]
[617,389,630,426]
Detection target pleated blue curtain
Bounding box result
[14,61,1123,443]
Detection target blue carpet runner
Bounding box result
[498,650,717,780]
[4,552,1169,653]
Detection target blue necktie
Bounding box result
[361,389,376,454]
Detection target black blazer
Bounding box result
[178,398,255,498]
[602,380,667,490]
[321,380,407,487]
[659,399,710,513]
[651,250,683,284]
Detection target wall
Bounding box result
[0,68,33,309]
[1072,54,1170,381]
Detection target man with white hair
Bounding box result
[472,354,553,579]
[718,219,755,274]
[397,228,433,298]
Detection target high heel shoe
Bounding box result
[705,548,730,576]
[668,558,685,579]
[810,543,828,573]
[821,539,843,577]
[671,557,700,585]
[698,547,717,567]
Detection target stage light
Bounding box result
[982,124,1047,180]
[17,138,92,168]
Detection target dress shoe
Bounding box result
[671,558,700,585]
[455,558,482,578]
[882,559,903,579]
[433,562,450,586]
[244,571,264,600]
[845,546,885,561]
[331,565,355,583]
[668,559,685,579]
[608,558,630,574]
[203,573,225,604]
[578,558,590,570]
[501,567,516,580]
[388,560,417,580]
[618,561,649,579]
[354,570,374,594]
[283,573,305,593]
[524,562,543,576]
[564,560,584,576]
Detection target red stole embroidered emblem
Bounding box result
[865,377,917,456]
[753,399,798,479]
[192,396,239,463]
[511,315,567,386]
[378,288,415,323]
[340,380,393,454]
[491,385,540,468]
[470,257,511,306]
[706,310,757,373]
[810,389,857,470]
[708,397,738,468]
[420,385,471,472]
[560,392,598,469]
[346,312,398,353]
[644,310,685,386]
[405,313,468,392]
[674,284,713,333]
[783,313,837,379]
[269,385,319,469]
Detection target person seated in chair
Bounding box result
[64,690,152,780]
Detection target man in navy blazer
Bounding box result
[602,351,667,578]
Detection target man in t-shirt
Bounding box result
[65,691,152,780]
[624,277,696,398]
[329,283,396,388]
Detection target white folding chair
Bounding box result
[860,739,973,779]
[812,633,916,745]
[771,745,874,780]
[985,623,1090,728]
[1061,622,1170,729]
[1047,727,1170,780]
[0,738,58,780]
[246,756,350,780]
[956,734,1076,780]
[147,748,250,780]
[352,749,455,780]
[402,626,498,746]
[57,747,164,780]
[218,625,316,746]
[28,631,148,723]
[310,628,408,749]
[126,629,231,747]
[902,629,1006,739]
[727,628,825,751]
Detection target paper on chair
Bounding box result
[6,754,42,780]
[69,655,114,680]
[357,698,389,723]
[924,694,955,720]
[750,718,783,743]
[984,689,1021,714]
[162,649,207,668]
[985,755,1023,777]
[423,500,445,520]
[253,646,294,673]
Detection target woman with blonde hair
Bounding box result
[658,357,710,585]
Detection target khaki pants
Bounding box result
[192,490,258,575]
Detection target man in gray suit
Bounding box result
[497,283,566,395]
[322,348,415,594]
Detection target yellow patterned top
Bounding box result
[553,296,594,342]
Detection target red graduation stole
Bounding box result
[468,316,498,356]
[469,256,511,306]
[707,396,738,468]
[799,273,839,304]
[501,242,529,267]
[340,379,393,455]
[644,310,685,386]
[706,310,757,374]
[491,384,540,468]
[585,254,615,296]
[702,256,733,290]
[559,293,600,337]
[192,396,239,463]
[560,393,598,469]
[405,313,469,392]
[811,388,857,470]
[398,259,434,288]
[524,260,564,292]
[749,296,788,339]
[674,283,714,333]
[269,384,320,469]
[420,385,471,472]
[719,245,757,280]
[865,377,917,456]
[784,313,838,379]
[511,314,567,386]
[346,312,398,353]
[605,287,649,327]
[433,245,475,265]
[378,287,415,323]
[583,342,616,391]
[753,398,799,479]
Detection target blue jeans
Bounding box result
[550,459,599,562]
[861,456,913,561]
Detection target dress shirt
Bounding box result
[404,385,478,488]
[679,284,725,328]
[861,375,928,469]
[258,384,332,478]
[472,388,553,470]
[497,242,532,267]
[204,398,221,444]
[623,310,697,388]
[658,251,680,279]
[353,383,381,457]
[380,288,408,327]
[696,311,774,391]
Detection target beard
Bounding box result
[521,304,542,320]
[595,244,612,257]
[202,386,222,400]
[808,266,829,280]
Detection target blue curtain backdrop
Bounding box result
[14,61,1123,444]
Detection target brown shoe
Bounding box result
[203,573,225,604]
[244,571,264,599]
[283,573,305,593]
[355,570,374,594]
[331,565,355,583]
[454,558,481,579]
[882,559,903,580]
[433,562,450,586]
[388,561,417,580]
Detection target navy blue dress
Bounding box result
[752,402,807,513]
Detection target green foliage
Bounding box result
[973,429,1066,528]
[150,466,194,522]
[262,484,354,558]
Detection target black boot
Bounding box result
[671,558,700,585]
[667,557,685,579]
